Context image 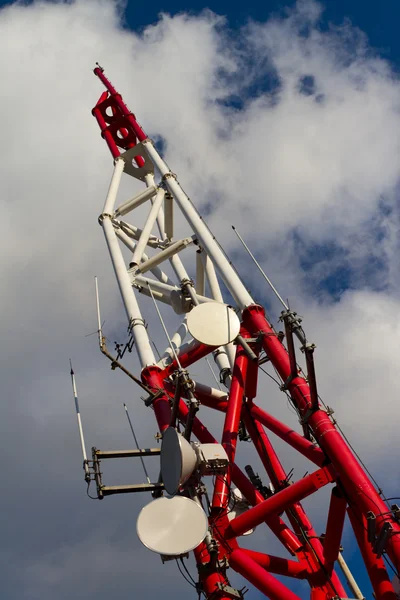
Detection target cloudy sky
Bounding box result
[1,0,400,598]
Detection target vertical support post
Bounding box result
[212,334,249,510]
[196,249,205,296]
[323,487,348,573]
[164,192,173,239]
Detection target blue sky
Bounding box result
[1,1,400,599]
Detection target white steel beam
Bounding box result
[131,188,165,267]
[101,215,155,368]
[114,184,158,217]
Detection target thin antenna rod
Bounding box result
[95,276,103,350]
[232,226,289,311]
[69,360,90,483]
[148,284,183,370]
[124,403,151,484]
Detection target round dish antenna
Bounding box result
[160,427,198,495]
[136,496,208,555]
[187,302,240,346]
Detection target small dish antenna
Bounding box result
[160,427,198,495]
[136,496,208,556]
[227,488,255,536]
[187,302,240,346]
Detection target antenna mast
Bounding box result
[78,66,400,600]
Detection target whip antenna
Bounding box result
[69,360,90,483]
[123,403,151,484]
[232,225,288,310]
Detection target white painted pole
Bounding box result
[202,253,236,369]
[135,237,194,275]
[114,185,157,217]
[143,141,254,310]
[161,319,189,364]
[101,216,155,368]
[69,361,90,482]
[131,188,165,267]
[119,220,161,248]
[103,158,125,214]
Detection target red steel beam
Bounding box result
[225,467,334,539]
[213,335,250,510]
[241,549,309,579]
[230,549,303,600]
[141,365,171,432]
[159,341,217,379]
[323,487,348,573]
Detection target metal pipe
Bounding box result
[101,216,155,368]
[323,487,347,572]
[115,228,173,285]
[135,237,193,274]
[69,361,90,483]
[229,549,302,600]
[337,553,365,599]
[212,341,249,510]
[240,549,309,579]
[225,468,333,539]
[115,185,157,217]
[131,188,165,266]
[103,158,125,214]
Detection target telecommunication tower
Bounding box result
[71,65,400,600]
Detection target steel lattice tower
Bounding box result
[80,65,400,600]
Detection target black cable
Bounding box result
[180,557,198,586]
[86,482,98,500]
[176,559,198,590]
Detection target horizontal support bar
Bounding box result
[95,448,161,459]
[101,483,164,495]
[118,219,161,248]
[115,184,157,217]
[133,237,194,274]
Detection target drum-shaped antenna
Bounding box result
[228,488,254,536]
[187,302,240,346]
[137,496,208,555]
[161,427,198,495]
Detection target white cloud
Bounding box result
[1,0,400,598]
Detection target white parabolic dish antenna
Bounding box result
[187,302,240,346]
[160,427,198,495]
[136,496,208,555]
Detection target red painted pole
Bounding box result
[212,339,249,510]
[250,404,326,468]
[141,365,171,432]
[230,549,303,600]
[323,487,348,573]
[225,468,333,539]
[241,549,309,579]
[159,341,217,379]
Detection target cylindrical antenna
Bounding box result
[94,276,103,350]
[123,403,151,484]
[69,360,91,483]
[232,226,289,311]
